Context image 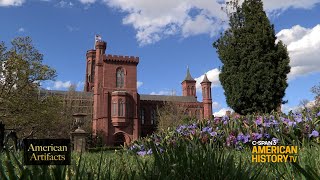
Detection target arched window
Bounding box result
[112,101,117,116]
[116,68,125,88]
[140,108,145,125]
[119,99,125,116]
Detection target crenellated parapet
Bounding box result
[105,54,139,64]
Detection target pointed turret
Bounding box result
[184,67,195,81]
[201,74,212,120]
[201,73,210,83]
[181,67,196,97]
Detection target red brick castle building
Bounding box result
[84,39,213,146]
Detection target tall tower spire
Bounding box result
[181,67,196,97]
[201,74,212,119]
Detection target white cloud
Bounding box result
[56,1,73,8]
[0,0,25,6]
[53,80,71,89]
[213,108,233,117]
[276,24,320,80]
[76,81,84,90]
[102,0,320,45]
[18,27,25,32]
[104,0,227,45]
[137,81,143,88]
[42,80,85,90]
[263,0,320,12]
[281,100,316,113]
[195,68,221,90]
[66,25,79,32]
[150,90,176,96]
[79,0,96,4]
[212,101,220,109]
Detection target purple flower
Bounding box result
[282,118,290,123]
[147,149,152,155]
[222,115,229,121]
[237,134,250,143]
[210,131,217,137]
[202,127,213,133]
[309,130,319,138]
[137,151,147,156]
[252,133,262,140]
[214,117,221,124]
[272,120,279,126]
[255,117,262,125]
[295,117,302,123]
[130,145,137,151]
[264,133,270,139]
[317,112,320,117]
[288,121,296,127]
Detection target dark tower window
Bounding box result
[140,108,145,125]
[91,60,95,82]
[116,68,125,88]
[151,109,156,125]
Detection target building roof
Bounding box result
[140,94,198,102]
[201,74,211,83]
[39,89,93,97]
[183,67,195,81]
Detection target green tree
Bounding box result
[311,82,320,106]
[213,0,290,115]
[156,102,192,132]
[0,37,58,138]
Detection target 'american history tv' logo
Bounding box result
[251,140,298,163]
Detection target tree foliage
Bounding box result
[0,37,59,138]
[213,0,290,115]
[156,102,192,132]
[311,82,320,106]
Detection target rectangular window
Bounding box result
[112,102,117,116]
[151,109,156,125]
[119,100,125,117]
[140,109,145,125]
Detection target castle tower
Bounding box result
[92,40,107,138]
[85,49,96,92]
[181,67,196,97]
[87,36,140,146]
[201,74,212,119]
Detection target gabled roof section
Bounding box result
[183,67,195,81]
[140,94,198,103]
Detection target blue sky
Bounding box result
[1,0,320,115]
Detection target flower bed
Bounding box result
[129,108,320,155]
